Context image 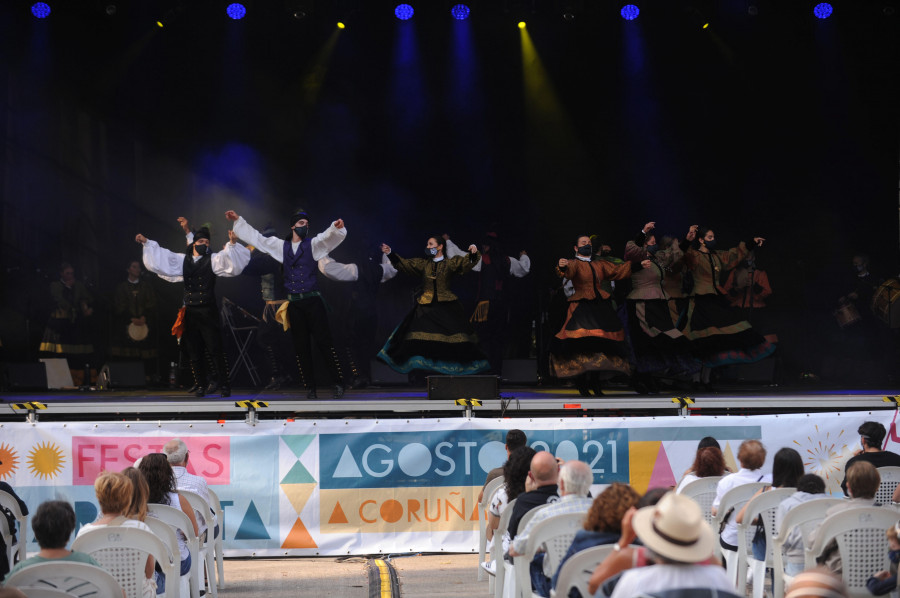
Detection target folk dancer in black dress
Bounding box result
[377,236,490,375]
[137,225,250,397]
[110,259,159,378]
[39,262,95,374]
[227,208,348,399]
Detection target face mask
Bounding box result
[293,225,309,238]
[646,244,658,255]
[194,244,209,255]
[577,245,593,257]
[855,264,865,272]
[746,260,755,268]
[426,247,438,257]
[703,239,717,251]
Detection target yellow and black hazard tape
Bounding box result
[884,396,900,406]
[11,401,47,410]
[234,400,268,409]
[455,398,482,407]
[671,397,695,408]
[367,558,400,598]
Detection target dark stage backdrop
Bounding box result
[1,0,898,383]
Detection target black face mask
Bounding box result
[293,225,309,238]
[194,244,209,256]
[577,245,593,257]
[426,247,439,257]
[646,244,658,255]
[703,239,717,251]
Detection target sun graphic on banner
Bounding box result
[27,442,66,480]
[792,425,850,494]
[0,444,19,479]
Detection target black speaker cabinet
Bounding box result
[501,359,538,384]
[2,362,48,390]
[427,375,498,401]
[99,362,146,388]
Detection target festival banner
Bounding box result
[0,410,894,556]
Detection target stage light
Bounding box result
[31,2,51,18]
[620,4,639,20]
[156,20,164,27]
[226,3,247,19]
[813,2,833,18]
[337,21,346,28]
[451,4,470,20]
[518,21,526,28]
[395,4,414,20]
[702,21,709,28]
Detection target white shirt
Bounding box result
[488,487,510,555]
[232,216,346,264]
[610,563,736,598]
[713,467,771,547]
[172,465,216,535]
[443,238,532,277]
[774,492,826,563]
[317,254,398,283]
[141,240,250,283]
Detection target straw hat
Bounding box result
[631,491,715,563]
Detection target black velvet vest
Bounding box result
[183,254,216,306]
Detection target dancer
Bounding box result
[681,224,774,389]
[226,208,348,399]
[377,236,490,375]
[551,234,651,396]
[622,222,699,394]
[136,224,250,397]
[39,262,94,376]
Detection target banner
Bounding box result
[0,410,895,556]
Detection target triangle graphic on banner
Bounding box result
[281,483,317,515]
[648,443,677,488]
[282,435,316,459]
[470,503,480,521]
[723,442,738,473]
[334,445,362,478]
[282,517,318,549]
[329,502,349,524]
[282,460,316,485]
[628,441,661,495]
[234,501,271,540]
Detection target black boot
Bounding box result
[190,361,205,397]
[306,387,318,400]
[333,384,345,399]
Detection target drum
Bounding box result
[127,321,149,341]
[872,278,900,328]
[833,303,860,328]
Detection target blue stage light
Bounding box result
[395,4,414,20]
[31,2,51,18]
[620,4,640,20]
[451,4,470,20]
[226,3,247,20]
[813,3,833,18]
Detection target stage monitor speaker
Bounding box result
[501,359,538,385]
[41,357,74,389]
[99,362,146,388]
[427,375,498,401]
[370,360,409,385]
[2,362,48,390]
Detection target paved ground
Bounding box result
[219,553,492,597]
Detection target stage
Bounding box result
[2,383,899,422]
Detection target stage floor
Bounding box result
[2,382,899,421]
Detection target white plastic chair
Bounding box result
[144,516,183,598]
[15,589,80,598]
[179,490,217,598]
[479,476,506,582]
[736,487,796,598]
[678,476,725,559]
[207,488,225,590]
[0,489,28,565]
[481,497,517,598]
[5,561,125,598]
[804,506,898,598]
[72,525,177,598]
[877,466,900,506]
[147,503,203,598]
[714,481,768,588]
[513,511,586,598]
[550,544,618,598]
[770,497,843,598]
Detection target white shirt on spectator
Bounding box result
[610,563,736,598]
[172,465,216,535]
[489,487,509,554]
[713,467,771,547]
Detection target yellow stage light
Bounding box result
[702,22,709,28]
[156,20,164,27]
[337,21,346,29]
[518,21,526,28]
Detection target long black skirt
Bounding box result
[549,298,631,379]
[684,294,775,367]
[623,299,700,376]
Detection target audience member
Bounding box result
[784,567,850,598]
[163,438,217,540]
[479,429,527,503]
[676,445,728,492]
[508,451,561,541]
[866,522,900,596]
[509,461,594,597]
[712,439,771,554]
[551,482,640,598]
[487,445,536,557]
[774,473,827,576]
[4,501,100,582]
[608,492,735,598]
[0,475,28,580]
[841,421,900,496]
[122,466,150,523]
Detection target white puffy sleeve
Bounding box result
[211,243,251,277]
[380,254,398,282]
[232,216,284,263]
[142,240,184,283]
[444,238,481,271]
[310,222,348,261]
[509,254,531,278]
[318,256,359,282]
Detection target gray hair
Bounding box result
[559,461,592,497]
[163,439,188,465]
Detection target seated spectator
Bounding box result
[774,473,827,576]
[866,522,900,596]
[479,429,527,503]
[551,482,641,598]
[122,466,150,523]
[784,567,850,598]
[810,460,881,575]
[712,439,771,554]
[609,492,735,598]
[487,445,536,560]
[163,439,218,540]
[0,474,28,580]
[842,421,900,496]
[509,461,594,597]
[507,451,561,542]
[76,472,156,595]
[676,445,728,493]
[3,501,100,582]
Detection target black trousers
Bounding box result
[182,305,229,387]
[288,296,343,388]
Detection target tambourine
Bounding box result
[127,321,149,341]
